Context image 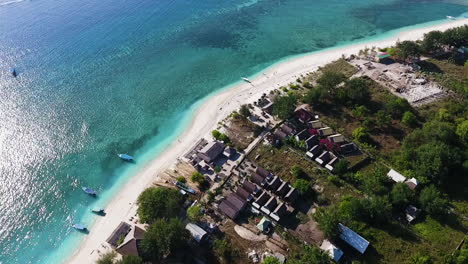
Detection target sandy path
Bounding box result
[67,19,467,263]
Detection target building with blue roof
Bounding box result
[338,223,369,254]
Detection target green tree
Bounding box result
[293,179,312,196]
[402,111,418,127]
[385,97,411,119]
[239,104,251,118]
[376,110,392,127]
[187,205,203,222]
[213,239,235,263]
[359,167,389,195]
[360,196,392,223]
[419,186,448,216]
[96,252,117,264]
[352,127,369,143]
[118,255,143,264]
[137,187,183,224]
[456,120,468,144]
[262,256,281,264]
[141,218,190,262]
[272,94,297,119]
[393,40,421,61]
[345,78,370,105]
[421,30,444,54]
[334,159,349,176]
[390,183,414,209]
[315,207,339,239]
[304,88,323,105]
[317,71,346,91]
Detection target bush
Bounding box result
[293,179,312,196]
[262,256,281,264]
[352,127,369,143]
[315,207,340,239]
[352,105,370,119]
[212,130,221,139]
[303,88,323,105]
[97,252,117,264]
[137,187,183,224]
[213,239,235,262]
[344,77,370,105]
[317,71,346,90]
[291,165,306,178]
[385,97,411,119]
[390,183,414,209]
[120,255,143,264]
[191,172,206,184]
[176,176,186,183]
[376,110,392,127]
[402,111,418,127]
[187,205,203,222]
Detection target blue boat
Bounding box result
[72,224,87,231]
[11,68,17,78]
[82,187,97,196]
[118,153,133,161]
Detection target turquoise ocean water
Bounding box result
[0,0,467,263]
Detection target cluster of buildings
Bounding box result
[218,165,297,223]
[267,105,358,173]
[387,169,421,223]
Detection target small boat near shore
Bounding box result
[82,187,97,196]
[72,224,87,231]
[173,180,197,194]
[446,16,456,20]
[91,208,105,215]
[242,77,252,83]
[118,153,134,162]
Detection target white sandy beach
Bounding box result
[68,19,467,264]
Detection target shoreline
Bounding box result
[67,18,467,264]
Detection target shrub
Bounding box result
[191,172,206,185]
[402,111,418,127]
[97,252,117,264]
[272,94,297,119]
[291,165,306,179]
[176,176,186,183]
[187,205,203,222]
[212,130,221,139]
[262,256,281,264]
[333,159,349,176]
[213,239,235,262]
[293,179,312,196]
[352,127,369,143]
[120,255,143,264]
[376,110,392,127]
[352,105,370,119]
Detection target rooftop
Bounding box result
[338,223,369,254]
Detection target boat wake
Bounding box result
[0,0,26,7]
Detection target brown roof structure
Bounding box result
[115,225,146,257]
[236,187,251,201]
[256,166,270,178]
[106,222,132,249]
[219,201,239,219]
[242,181,257,194]
[251,173,266,185]
[197,141,225,162]
[218,193,247,219]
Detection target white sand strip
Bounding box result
[67,19,467,264]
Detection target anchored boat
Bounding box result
[72,224,87,231]
[82,187,97,196]
[118,153,133,162]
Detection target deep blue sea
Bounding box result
[0,0,467,263]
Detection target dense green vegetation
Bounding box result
[137,187,183,224]
[140,218,190,262]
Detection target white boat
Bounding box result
[446,16,456,20]
[242,77,252,83]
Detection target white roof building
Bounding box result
[320,239,344,262]
[387,169,406,183]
